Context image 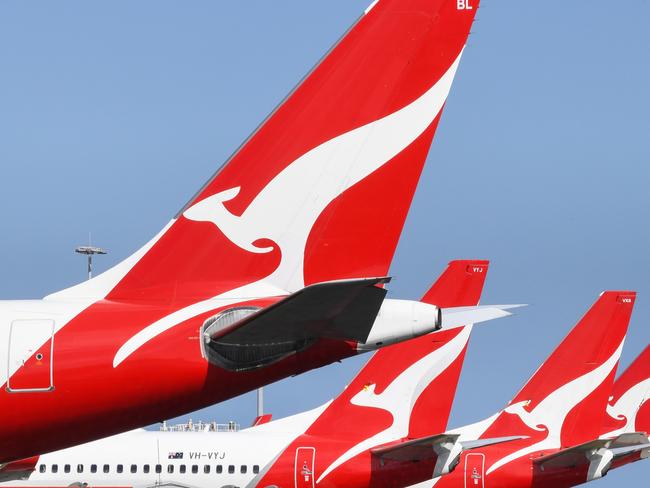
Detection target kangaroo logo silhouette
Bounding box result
[486,342,624,475]
[317,326,471,482]
[183,52,463,294]
[114,52,464,367]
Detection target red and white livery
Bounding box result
[421,291,645,487]
[0,260,516,488]
[0,0,510,463]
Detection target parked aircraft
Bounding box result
[422,291,648,487]
[0,0,511,463]
[0,259,520,487]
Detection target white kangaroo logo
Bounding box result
[317,326,472,483]
[602,378,650,438]
[486,341,624,475]
[113,52,464,367]
[183,51,463,293]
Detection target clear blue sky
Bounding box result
[1,1,649,485]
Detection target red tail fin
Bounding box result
[481,292,636,451]
[50,0,479,302]
[603,345,650,435]
[408,260,489,438]
[421,259,489,307]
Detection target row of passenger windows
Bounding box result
[39,464,260,475]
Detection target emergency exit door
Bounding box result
[7,319,55,392]
[464,453,485,488]
[295,447,315,488]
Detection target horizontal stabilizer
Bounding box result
[535,433,650,480]
[460,436,529,450]
[610,442,650,457]
[371,433,525,463]
[211,277,389,344]
[372,433,459,462]
[441,304,524,329]
[203,277,388,371]
[0,456,39,482]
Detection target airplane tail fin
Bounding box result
[421,260,489,308]
[49,0,479,303]
[603,344,650,436]
[482,291,636,449]
[308,259,490,442]
[407,260,488,438]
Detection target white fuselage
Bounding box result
[3,406,327,488]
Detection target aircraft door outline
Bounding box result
[294,447,316,488]
[6,319,55,392]
[464,452,485,488]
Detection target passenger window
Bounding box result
[52,465,58,474]
[103,465,109,474]
[180,465,186,474]
[241,465,247,474]
[91,464,97,473]
[143,465,150,474]
[77,464,83,473]
[216,465,223,474]
[131,464,137,474]
[204,465,210,474]
[117,464,123,474]
[39,465,46,473]
[253,465,260,474]
[192,465,198,474]
[155,464,162,474]
[64,464,71,473]
[228,465,235,474]
[168,465,174,474]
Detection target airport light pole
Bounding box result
[257,387,264,418]
[75,245,107,280]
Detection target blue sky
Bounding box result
[1,1,649,485]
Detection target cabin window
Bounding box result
[216,465,223,474]
[180,465,186,474]
[77,464,83,473]
[64,464,71,473]
[39,465,46,473]
[131,464,137,474]
[228,465,235,474]
[117,464,123,474]
[204,465,210,474]
[143,464,150,474]
[192,465,198,474]
[103,464,109,473]
[241,465,247,474]
[253,465,260,474]
[91,464,97,473]
[155,464,162,474]
[51,465,58,474]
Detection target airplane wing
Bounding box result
[204,277,389,370]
